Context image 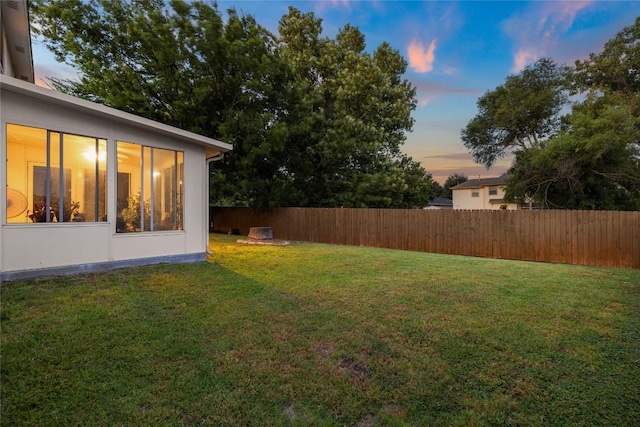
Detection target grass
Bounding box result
[1,234,639,426]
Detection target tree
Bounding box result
[431,181,444,199]
[32,2,426,209]
[504,18,640,210]
[390,156,441,208]
[461,58,568,168]
[268,7,423,208]
[206,11,298,209]
[32,0,211,131]
[572,17,640,95]
[33,0,307,210]
[441,173,468,199]
[505,91,640,210]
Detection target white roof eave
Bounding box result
[0,75,232,153]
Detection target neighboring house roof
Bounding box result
[1,75,232,156]
[451,174,508,190]
[1,0,35,83]
[428,197,453,207]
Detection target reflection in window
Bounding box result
[116,141,183,233]
[5,124,106,223]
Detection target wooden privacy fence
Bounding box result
[211,207,640,268]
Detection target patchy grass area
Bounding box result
[1,234,639,426]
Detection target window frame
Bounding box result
[116,141,184,233]
[5,123,107,224]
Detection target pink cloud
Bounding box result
[512,49,540,73]
[418,94,436,107]
[407,39,437,73]
[504,0,594,71]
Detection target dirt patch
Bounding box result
[354,412,378,427]
[339,358,370,382]
[313,342,334,357]
[283,404,295,421]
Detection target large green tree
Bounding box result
[504,18,640,210]
[32,1,431,209]
[273,8,423,207]
[441,173,468,199]
[33,0,220,133]
[32,0,293,208]
[461,58,568,168]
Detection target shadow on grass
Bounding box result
[2,242,639,426]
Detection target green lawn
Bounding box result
[1,234,639,426]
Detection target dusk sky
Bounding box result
[31,1,640,183]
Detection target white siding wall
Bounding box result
[1,86,209,275]
[452,186,518,210]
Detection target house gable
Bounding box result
[1,0,34,83]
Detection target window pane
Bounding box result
[6,124,46,223]
[177,152,184,230]
[153,148,175,230]
[61,133,93,222]
[48,132,62,222]
[117,141,142,232]
[115,141,184,233]
[98,139,107,221]
[6,125,106,224]
[33,165,69,222]
[117,172,130,214]
[143,146,152,232]
[77,138,107,222]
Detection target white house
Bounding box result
[1,1,232,281]
[451,175,519,210]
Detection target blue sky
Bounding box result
[31,1,639,183]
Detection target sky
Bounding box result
[31,0,640,183]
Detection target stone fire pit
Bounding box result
[247,227,273,241]
[237,227,290,245]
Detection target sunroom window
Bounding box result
[5,124,107,223]
[116,141,184,233]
